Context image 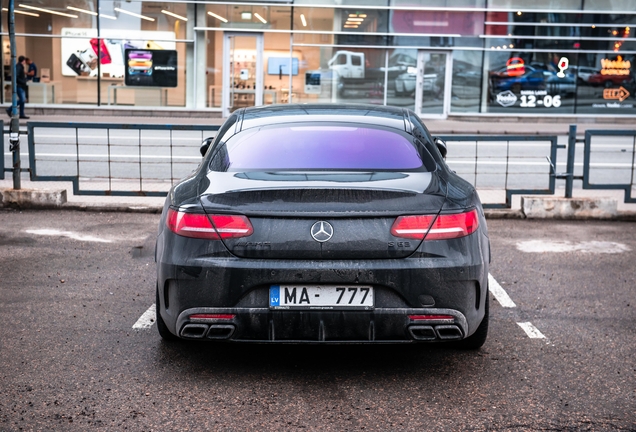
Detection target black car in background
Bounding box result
[155,104,490,348]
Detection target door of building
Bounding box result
[415,51,452,118]
[222,33,264,117]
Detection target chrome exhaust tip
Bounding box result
[206,324,235,340]
[180,323,209,339]
[408,325,437,341]
[435,325,463,340]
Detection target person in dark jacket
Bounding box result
[26,57,37,81]
[25,57,37,102]
[6,55,29,119]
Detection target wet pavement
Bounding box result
[0,210,634,430]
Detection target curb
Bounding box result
[0,202,163,214]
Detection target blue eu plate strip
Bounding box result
[269,285,280,307]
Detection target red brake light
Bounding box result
[166,209,253,240]
[209,214,254,239]
[390,215,435,239]
[391,209,479,241]
[425,209,479,241]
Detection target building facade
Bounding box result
[2,0,635,118]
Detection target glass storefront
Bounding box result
[1,0,189,107]
[0,0,634,117]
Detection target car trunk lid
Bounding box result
[199,171,446,259]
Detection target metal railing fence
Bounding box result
[2,121,634,208]
[583,129,636,203]
[439,134,559,209]
[26,122,220,196]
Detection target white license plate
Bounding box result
[269,285,374,310]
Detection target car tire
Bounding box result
[456,290,489,350]
[156,285,177,341]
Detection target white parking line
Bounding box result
[488,273,517,308]
[25,229,112,243]
[132,304,156,330]
[517,322,546,339]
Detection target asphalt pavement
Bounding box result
[0,211,633,430]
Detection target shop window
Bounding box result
[485,52,576,114]
[575,54,636,114]
[451,51,483,113]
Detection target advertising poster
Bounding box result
[124,49,178,87]
[61,28,176,80]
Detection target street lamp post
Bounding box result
[8,0,20,190]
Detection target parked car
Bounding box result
[489,64,546,93]
[569,66,599,84]
[155,104,491,348]
[394,67,438,96]
[544,71,577,95]
[587,71,634,88]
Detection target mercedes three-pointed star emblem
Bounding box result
[310,221,334,242]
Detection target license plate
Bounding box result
[269,285,374,310]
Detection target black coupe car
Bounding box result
[155,104,490,348]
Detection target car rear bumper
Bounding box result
[174,307,469,343]
[156,228,490,343]
[157,260,488,343]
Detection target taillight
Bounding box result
[390,215,435,239]
[166,209,253,240]
[209,214,254,238]
[391,209,479,241]
[425,209,479,240]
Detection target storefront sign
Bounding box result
[496,90,517,107]
[391,10,484,35]
[497,89,561,108]
[519,90,562,108]
[557,57,569,78]
[506,57,525,77]
[603,86,631,102]
[600,56,631,76]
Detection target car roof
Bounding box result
[238,104,409,132]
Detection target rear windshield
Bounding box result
[209,124,425,171]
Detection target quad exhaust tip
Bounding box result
[435,325,463,340]
[180,323,236,340]
[408,324,463,341]
[408,325,437,341]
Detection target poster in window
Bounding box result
[124,49,177,87]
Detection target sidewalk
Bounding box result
[2,112,635,219]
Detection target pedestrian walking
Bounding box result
[6,55,29,119]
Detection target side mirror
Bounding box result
[434,137,447,159]
[200,136,215,157]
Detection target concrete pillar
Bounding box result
[185,4,195,108]
[195,5,208,109]
[186,4,208,109]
